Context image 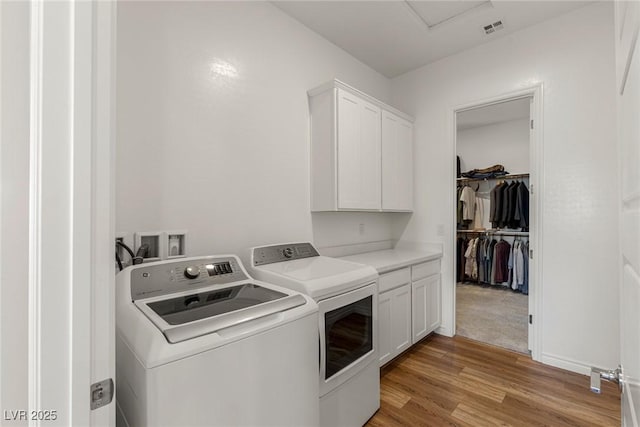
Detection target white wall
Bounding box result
[116,1,396,262]
[457,118,530,175]
[392,2,619,372]
[0,1,29,421]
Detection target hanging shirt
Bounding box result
[494,240,511,284]
[473,194,485,230]
[515,241,525,286]
[464,238,478,280]
[514,182,530,230]
[489,183,502,228]
[460,186,476,222]
[522,241,530,295]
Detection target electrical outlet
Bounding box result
[359,223,365,235]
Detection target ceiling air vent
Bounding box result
[483,20,504,35]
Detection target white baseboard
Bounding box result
[541,352,592,376]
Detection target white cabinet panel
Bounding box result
[382,111,413,211]
[337,89,381,210]
[378,283,411,366]
[411,260,440,281]
[378,267,411,293]
[392,284,412,355]
[412,274,441,343]
[378,290,393,366]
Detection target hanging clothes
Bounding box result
[460,185,476,223]
[514,182,530,230]
[511,240,525,290]
[488,180,530,231]
[487,239,497,284]
[473,193,485,230]
[457,185,464,229]
[456,236,468,282]
[521,241,530,294]
[477,236,485,282]
[464,237,478,280]
[493,239,511,284]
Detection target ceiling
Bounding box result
[457,97,530,130]
[272,1,591,78]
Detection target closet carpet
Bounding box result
[456,282,528,354]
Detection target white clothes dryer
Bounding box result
[116,255,319,427]
[249,243,380,427]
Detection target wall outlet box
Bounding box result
[166,230,188,259]
[134,231,163,262]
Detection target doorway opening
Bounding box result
[451,86,542,360]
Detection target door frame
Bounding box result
[449,84,543,362]
[26,1,116,425]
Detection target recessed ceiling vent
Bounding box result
[483,20,504,35]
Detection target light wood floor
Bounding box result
[366,335,620,426]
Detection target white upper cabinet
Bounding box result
[309,80,413,212]
[382,111,413,211]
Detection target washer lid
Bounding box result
[136,283,307,343]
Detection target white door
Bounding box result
[0,2,116,425]
[337,89,381,210]
[615,1,640,424]
[381,111,413,211]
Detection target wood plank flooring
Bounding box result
[366,335,620,426]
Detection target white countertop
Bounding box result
[339,248,442,274]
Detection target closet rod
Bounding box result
[457,172,530,183]
[457,229,529,237]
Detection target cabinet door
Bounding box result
[391,284,412,355]
[337,89,381,210]
[412,274,441,343]
[381,111,413,211]
[378,290,393,366]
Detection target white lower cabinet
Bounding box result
[377,259,441,366]
[378,284,412,366]
[411,274,441,344]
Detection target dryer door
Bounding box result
[318,282,378,396]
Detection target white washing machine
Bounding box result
[248,243,380,427]
[116,255,319,427]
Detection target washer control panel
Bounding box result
[130,256,248,301]
[252,242,319,266]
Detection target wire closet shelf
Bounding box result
[457,229,529,237]
[457,172,530,183]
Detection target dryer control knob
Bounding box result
[184,266,200,279]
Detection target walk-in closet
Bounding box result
[455,97,532,354]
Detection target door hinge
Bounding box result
[90,378,114,410]
[529,249,533,259]
[530,119,534,129]
[529,314,533,324]
[530,183,534,195]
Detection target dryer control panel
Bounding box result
[252,242,319,266]
[130,256,248,301]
